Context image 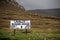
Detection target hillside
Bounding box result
[0,0,60,32]
[29,8,60,17]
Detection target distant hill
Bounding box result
[0,0,60,32]
[29,8,60,17]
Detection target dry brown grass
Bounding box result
[0,2,60,33]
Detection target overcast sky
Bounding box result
[16,0,60,10]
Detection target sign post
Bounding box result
[14,29,16,36]
[26,29,28,34]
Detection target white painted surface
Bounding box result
[10,20,31,29]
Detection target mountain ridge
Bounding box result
[29,8,60,17]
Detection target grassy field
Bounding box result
[0,1,60,40]
[0,10,60,40]
[0,29,60,40]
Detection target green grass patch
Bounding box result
[0,29,60,40]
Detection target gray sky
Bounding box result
[16,0,60,10]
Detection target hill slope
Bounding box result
[29,8,60,17]
[0,0,60,32]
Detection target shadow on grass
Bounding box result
[0,38,10,40]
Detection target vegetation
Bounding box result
[0,0,60,40]
[0,29,60,40]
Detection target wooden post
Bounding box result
[14,29,16,36]
[26,29,28,34]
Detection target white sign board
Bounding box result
[10,20,31,29]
